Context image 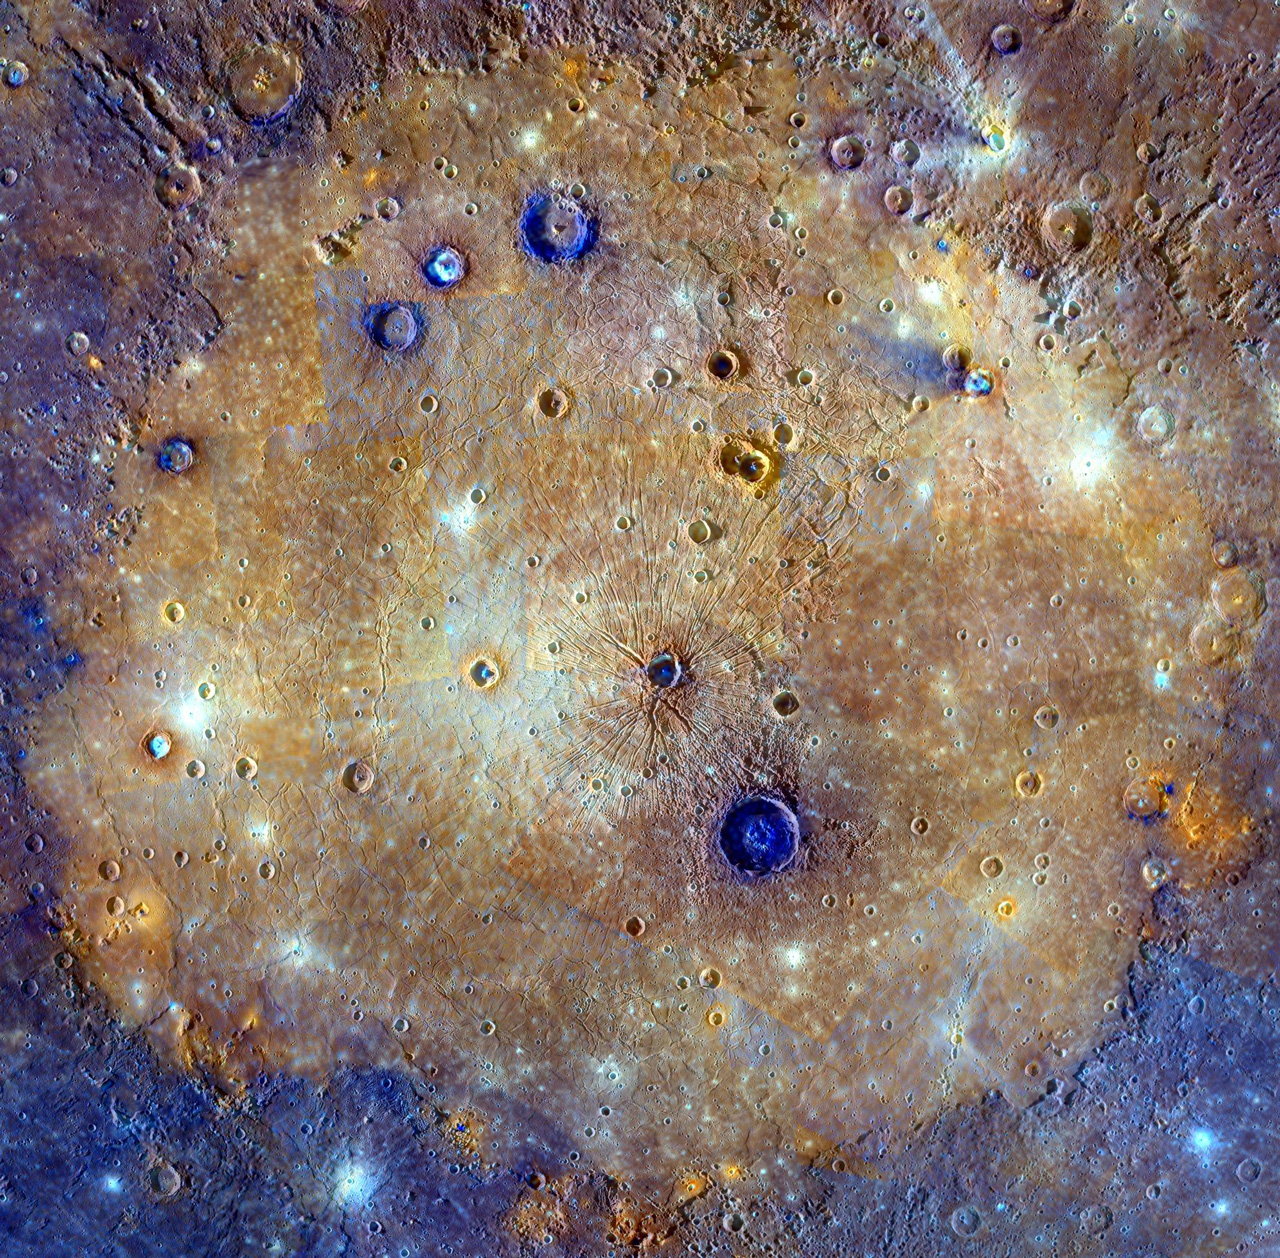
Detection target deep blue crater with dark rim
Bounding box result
[719,796,800,877]
[363,301,422,352]
[645,651,682,688]
[519,190,596,264]
[157,437,194,475]
[422,245,466,290]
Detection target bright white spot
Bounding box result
[442,499,479,534]
[104,1176,122,1194]
[283,938,321,969]
[1190,1128,1215,1153]
[1069,430,1112,486]
[521,128,540,149]
[334,1161,373,1206]
[783,947,805,969]
[175,700,204,734]
[918,280,944,306]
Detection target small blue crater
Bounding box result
[158,437,194,475]
[519,190,596,264]
[468,657,499,688]
[422,245,466,290]
[20,599,46,634]
[363,302,422,353]
[719,796,800,877]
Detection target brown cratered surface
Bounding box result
[2,0,1280,1254]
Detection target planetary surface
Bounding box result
[2,0,1280,1254]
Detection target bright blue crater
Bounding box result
[646,652,682,688]
[519,190,596,264]
[422,245,466,290]
[157,437,194,475]
[963,367,994,397]
[719,796,800,877]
